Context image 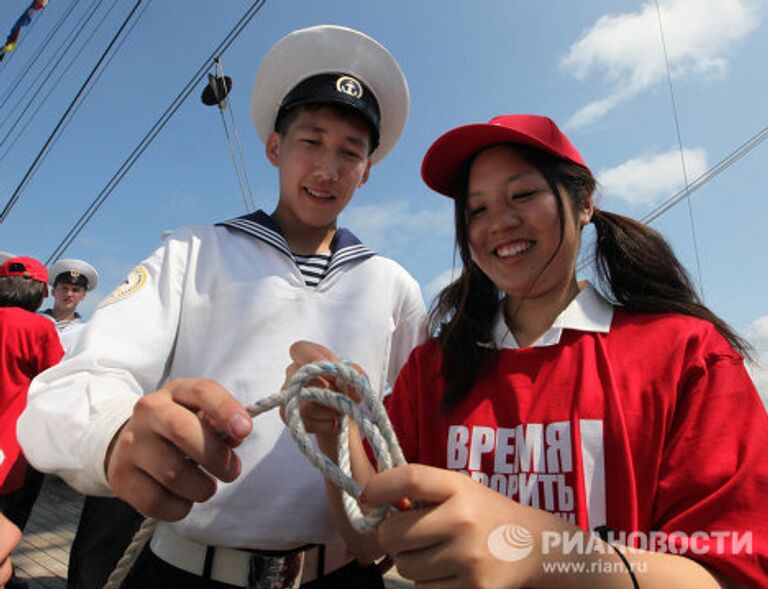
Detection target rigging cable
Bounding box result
[0,0,80,110]
[0,0,113,158]
[41,0,153,156]
[0,0,128,164]
[46,0,267,264]
[578,122,768,274]
[207,57,256,211]
[0,0,47,73]
[654,0,705,298]
[1,0,149,168]
[0,0,105,148]
[0,0,144,223]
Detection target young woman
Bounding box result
[289,114,767,588]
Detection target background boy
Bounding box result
[19,25,426,588]
[41,258,99,354]
[0,256,63,589]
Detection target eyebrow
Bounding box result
[467,172,529,199]
[293,122,368,149]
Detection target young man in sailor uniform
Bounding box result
[40,258,99,354]
[19,25,426,588]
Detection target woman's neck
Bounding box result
[503,279,583,348]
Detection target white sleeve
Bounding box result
[386,274,429,390]
[18,230,192,495]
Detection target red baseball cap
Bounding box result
[0,256,49,295]
[421,114,589,198]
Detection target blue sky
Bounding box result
[1,0,766,401]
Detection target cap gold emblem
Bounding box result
[335,75,363,99]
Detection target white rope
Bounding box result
[103,359,405,588]
[103,518,157,589]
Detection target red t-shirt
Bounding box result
[0,307,64,493]
[386,310,767,587]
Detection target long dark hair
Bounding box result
[430,144,751,409]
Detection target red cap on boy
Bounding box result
[0,256,49,295]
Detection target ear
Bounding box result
[266,132,281,167]
[578,196,595,227]
[358,160,372,187]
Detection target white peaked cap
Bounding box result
[251,25,409,164]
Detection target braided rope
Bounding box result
[103,359,405,588]
[103,518,157,588]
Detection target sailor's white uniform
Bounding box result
[40,310,85,354]
[19,210,427,550]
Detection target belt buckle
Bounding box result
[247,551,303,589]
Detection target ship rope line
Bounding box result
[0,0,110,155]
[0,0,80,110]
[0,0,48,74]
[0,0,152,172]
[202,56,256,212]
[577,121,768,274]
[654,0,705,299]
[0,0,140,166]
[44,0,268,265]
[0,0,119,162]
[0,0,145,223]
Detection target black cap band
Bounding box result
[54,271,88,288]
[276,73,381,150]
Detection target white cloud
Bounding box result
[597,147,708,206]
[562,0,761,127]
[746,316,768,407]
[340,201,452,254]
[424,267,462,304]
[746,316,768,348]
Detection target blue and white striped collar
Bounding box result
[216,210,376,277]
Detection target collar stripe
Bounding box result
[221,218,292,258]
[216,210,376,283]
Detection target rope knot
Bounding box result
[246,360,406,533]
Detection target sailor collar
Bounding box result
[217,209,375,278]
[479,282,614,350]
[41,308,82,323]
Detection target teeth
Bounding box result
[305,187,333,199]
[496,241,532,258]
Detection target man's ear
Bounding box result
[358,160,372,187]
[266,132,281,167]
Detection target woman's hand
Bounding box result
[361,464,567,589]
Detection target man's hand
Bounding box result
[282,341,364,449]
[105,378,253,521]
